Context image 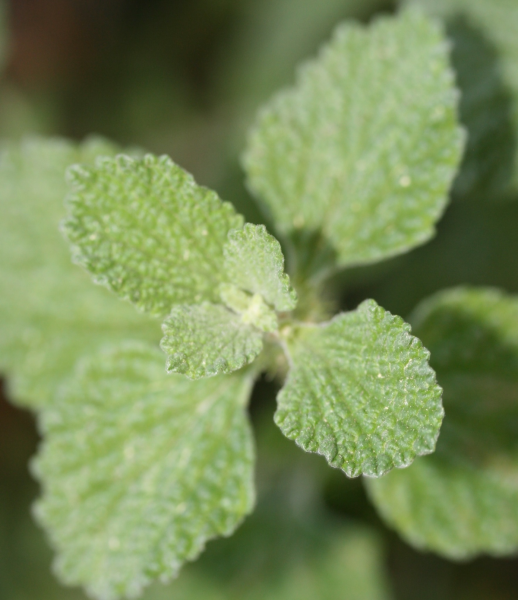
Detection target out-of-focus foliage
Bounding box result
[366,288,518,559]
[0,138,158,409]
[405,0,518,201]
[34,343,255,600]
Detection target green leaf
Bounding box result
[223,224,297,311]
[159,519,393,600]
[63,154,244,319]
[405,0,518,199]
[161,303,263,379]
[33,342,255,600]
[0,137,158,409]
[243,9,464,270]
[366,288,518,559]
[275,299,443,478]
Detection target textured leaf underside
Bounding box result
[63,154,243,318]
[161,303,264,379]
[366,288,518,558]
[244,9,464,269]
[223,224,297,311]
[34,342,255,600]
[0,137,158,408]
[275,299,443,478]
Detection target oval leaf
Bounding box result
[275,299,443,477]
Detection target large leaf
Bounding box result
[275,299,443,477]
[63,154,244,318]
[406,0,518,200]
[243,9,463,270]
[161,303,263,379]
[0,137,158,409]
[366,288,518,559]
[33,342,255,600]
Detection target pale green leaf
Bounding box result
[33,342,255,600]
[366,288,518,559]
[243,9,464,269]
[161,303,263,379]
[223,224,297,311]
[275,299,443,478]
[405,0,518,199]
[219,284,278,333]
[63,154,244,318]
[0,137,158,409]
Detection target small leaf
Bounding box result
[366,288,518,559]
[0,137,158,409]
[275,299,443,478]
[223,224,297,311]
[63,154,244,318]
[244,9,464,269]
[161,303,264,379]
[33,342,255,600]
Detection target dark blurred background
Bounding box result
[2,1,518,599]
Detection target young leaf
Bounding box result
[406,0,518,199]
[275,299,443,478]
[63,154,244,318]
[223,224,297,312]
[0,137,158,409]
[33,342,255,600]
[243,9,464,270]
[366,288,518,558]
[161,303,264,379]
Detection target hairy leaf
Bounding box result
[0,137,158,409]
[161,303,263,379]
[244,9,463,269]
[34,342,255,600]
[366,288,518,558]
[223,224,297,311]
[275,299,443,478]
[406,0,518,199]
[63,154,243,318]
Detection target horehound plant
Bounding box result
[3,6,518,600]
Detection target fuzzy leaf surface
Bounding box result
[34,342,255,600]
[406,0,518,199]
[275,299,443,478]
[223,224,297,311]
[244,10,463,269]
[161,303,263,379]
[0,137,158,409]
[63,154,243,318]
[366,288,518,558]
